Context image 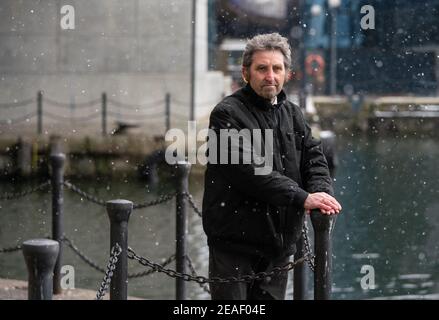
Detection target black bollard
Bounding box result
[165,93,171,133]
[50,153,65,294]
[106,199,133,300]
[175,161,191,300]
[37,90,43,135]
[293,235,307,300]
[102,92,107,136]
[320,130,338,178]
[22,239,59,300]
[310,210,336,300]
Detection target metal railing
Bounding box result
[0,153,336,300]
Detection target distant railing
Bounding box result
[0,91,223,135]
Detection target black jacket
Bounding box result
[202,84,333,258]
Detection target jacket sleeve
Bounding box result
[207,104,309,208]
[301,118,334,196]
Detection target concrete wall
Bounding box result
[0,0,229,137]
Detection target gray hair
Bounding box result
[242,33,292,70]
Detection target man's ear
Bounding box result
[241,67,249,83]
[286,70,292,82]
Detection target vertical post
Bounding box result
[22,239,59,300]
[16,138,32,178]
[189,0,196,121]
[50,153,65,295]
[37,90,43,135]
[293,235,307,300]
[165,93,171,133]
[106,200,133,300]
[102,92,107,136]
[298,0,308,110]
[175,161,191,300]
[329,2,339,96]
[310,210,336,300]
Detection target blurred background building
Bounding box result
[210,0,439,96]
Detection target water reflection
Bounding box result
[0,134,438,299]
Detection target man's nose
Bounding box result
[265,69,275,82]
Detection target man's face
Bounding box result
[242,50,288,100]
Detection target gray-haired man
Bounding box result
[202,33,341,300]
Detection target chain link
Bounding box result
[302,220,315,272]
[64,180,176,209]
[184,255,211,294]
[133,193,177,210]
[62,236,107,273]
[127,247,307,285]
[0,244,22,253]
[128,254,176,278]
[96,243,122,300]
[63,181,107,206]
[0,180,50,201]
[182,192,203,217]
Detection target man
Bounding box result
[202,33,341,300]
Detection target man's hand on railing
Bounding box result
[304,192,342,215]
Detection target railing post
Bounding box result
[310,210,336,300]
[50,153,65,294]
[22,239,59,300]
[175,161,191,300]
[165,93,171,133]
[37,90,43,135]
[293,235,307,300]
[102,92,107,136]
[106,199,133,300]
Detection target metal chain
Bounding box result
[96,243,122,300]
[184,255,211,294]
[182,192,202,217]
[133,193,177,210]
[180,192,316,273]
[0,180,50,201]
[127,247,308,284]
[302,221,315,272]
[64,180,176,209]
[0,244,22,253]
[44,96,101,108]
[63,181,107,206]
[62,236,106,273]
[128,254,176,278]
[0,98,34,108]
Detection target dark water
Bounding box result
[1,134,438,299]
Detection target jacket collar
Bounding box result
[237,83,287,111]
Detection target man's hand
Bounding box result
[304,192,342,215]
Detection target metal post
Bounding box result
[329,5,338,96]
[106,199,133,300]
[50,153,65,294]
[310,210,336,300]
[102,92,107,136]
[165,93,171,133]
[189,0,196,121]
[175,161,191,300]
[22,239,59,300]
[298,0,308,110]
[37,90,43,134]
[293,235,307,300]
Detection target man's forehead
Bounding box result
[251,50,284,65]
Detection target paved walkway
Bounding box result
[0,278,142,300]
